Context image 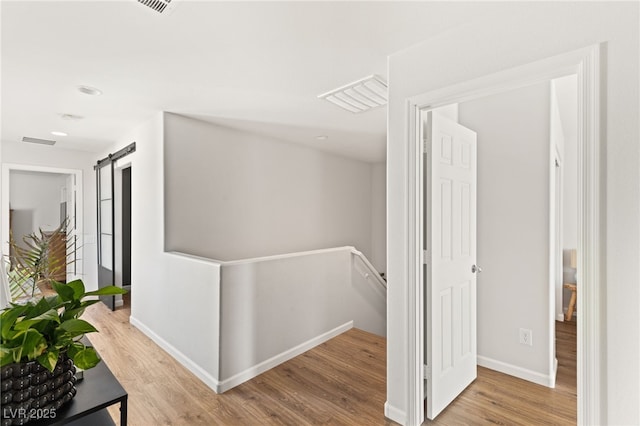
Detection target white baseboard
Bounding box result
[384,401,406,425]
[129,315,221,392]
[556,313,565,321]
[477,355,556,388]
[217,321,353,393]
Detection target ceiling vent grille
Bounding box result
[137,0,174,14]
[22,136,56,146]
[318,74,388,113]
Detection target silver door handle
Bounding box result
[472,265,482,273]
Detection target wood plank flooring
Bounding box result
[81,297,576,425]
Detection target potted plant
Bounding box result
[1,279,125,370]
[0,280,126,424]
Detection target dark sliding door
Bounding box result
[95,143,136,311]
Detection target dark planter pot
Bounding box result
[0,356,77,426]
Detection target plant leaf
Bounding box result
[71,347,101,370]
[59,319,98,335]
[66,279,86,300]
[51,281,75,301]
[14,309,60,331]
[37,349,59,372]
[1,304,29,340]
[84,286,128,297]
[66,341,85,359]
[0,345,22,366]
[12,329,47,361]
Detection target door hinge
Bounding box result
[423,364,431,380]
[422,250,430,265]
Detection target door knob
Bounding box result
[471,264,482,273]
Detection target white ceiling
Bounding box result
[1,1,502,162]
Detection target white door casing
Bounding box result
[423,112,478,419]
[396,45,602,426]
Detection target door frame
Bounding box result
[403,44,602,425]
[1,163,84,281]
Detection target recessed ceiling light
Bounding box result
[315,135,328,141]
[51,131,67,137]
[60,113,84,121]
[77,85,102,96]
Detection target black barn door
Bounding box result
[95,143,135,311]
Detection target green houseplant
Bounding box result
[6,220,76,301]
[0,279,126,372]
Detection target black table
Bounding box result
[30,356,127,426]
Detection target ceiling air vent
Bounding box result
[22,136,56,146]
[318,74,388,113]
[137,0,174,14]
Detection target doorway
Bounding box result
[122,167,132,293]
[1,164,83,302]
[95,142,135,311]
[420,77,579,420]
[400,45,603,426]
[114,164,132,309]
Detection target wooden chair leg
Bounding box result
[565,286,577,321]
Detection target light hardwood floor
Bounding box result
[82,296,576,425]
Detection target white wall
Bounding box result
[386,3,639,425]
[0,142,98,291]
[458,82,553,382]
[109,114,224,391]
[163,113,374,261]
[116,113,385,396]
[218,247,386,391]
[9,170,67,234]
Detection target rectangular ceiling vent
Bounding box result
[22,136,56,146]
[137,0,174,14]
[318,74,388,113]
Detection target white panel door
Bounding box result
[425,112,478,419]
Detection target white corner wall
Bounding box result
[371,162,386,273]
[387,3,639,425]
[109,114,223,390]
[111,114,385,394]
[0,142,98,291]
[163,113,373,262]
[458,82,553,383]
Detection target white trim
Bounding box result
[129,315,221,392]
[575,44,603,426]
[384,401,407,425]
[477,356,557,388]
[217,321,353,393]
[351,247,387,290]
[221,246,354,265]
[131,316,353,395]
[402,44,602,425]
[168,246,357,266]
